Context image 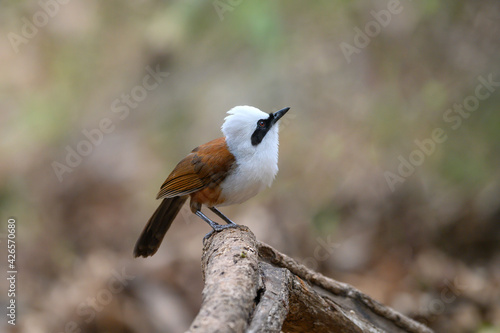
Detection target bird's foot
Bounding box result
[203,223,240,244]
[212,222,240,233]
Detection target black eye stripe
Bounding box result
[251,118,273,146]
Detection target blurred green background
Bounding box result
[1,1,500,332]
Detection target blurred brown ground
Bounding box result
[1,1,500,332]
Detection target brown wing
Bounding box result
[156,137,236,199]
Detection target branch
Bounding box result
[185,226,433,333]
[257,242,433,333]
[187,226,259,332]
[246,263,290,333]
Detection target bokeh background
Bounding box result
[1,1,500,332]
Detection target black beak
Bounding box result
[271,107,290,125]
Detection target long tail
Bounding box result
[134,196,188,257]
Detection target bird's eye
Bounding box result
[257,120,266,128]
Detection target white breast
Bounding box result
[219,105,281,206]
[219,135,279,206]
[218,163,273,206]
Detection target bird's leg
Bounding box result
[195,210,238,243]
[209,207,238,225]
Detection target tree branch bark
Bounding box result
[185,226,433,333]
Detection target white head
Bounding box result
[221,105,289,189]
[217,105,290,202]
[222,105,289,159]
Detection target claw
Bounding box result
[203,230,215,244]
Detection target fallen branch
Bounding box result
[185,226,433,333]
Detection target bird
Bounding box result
[134,105,290,257]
